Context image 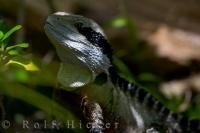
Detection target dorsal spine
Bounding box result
[108,67,200,132]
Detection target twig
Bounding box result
[81,96,104,133]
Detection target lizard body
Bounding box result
[44,12,199,133]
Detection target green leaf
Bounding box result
[6,59,39,71]
[1,25,22,42]
[0,31,4,40]
[6,43,29,51]
[113,56,135,82]
[111,17,127,28]
[0,83,77,122]
[138,73,160,82]
[17,43,29,48]
[8,50,19,55]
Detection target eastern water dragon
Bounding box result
[44,12,199,133]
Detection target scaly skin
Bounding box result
[44,12,200,133]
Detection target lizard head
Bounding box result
[44,12,112,89]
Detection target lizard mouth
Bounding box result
[44,20,87,48]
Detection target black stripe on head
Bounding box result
[75,23,113,60]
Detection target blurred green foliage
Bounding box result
[0,22,80,132]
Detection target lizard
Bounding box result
[44,12,200,133]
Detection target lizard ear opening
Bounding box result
[57,63,92,90]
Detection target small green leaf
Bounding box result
[6,59,39,71]
[113,56,135,82]
[138,73,160,82]
[111,17,127,28]
[0,31,4,40]
[22,61,39,71]
[8,50,19,55]
[17,43,29,48]
[1,25,22,42]
[6,43,29,51]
